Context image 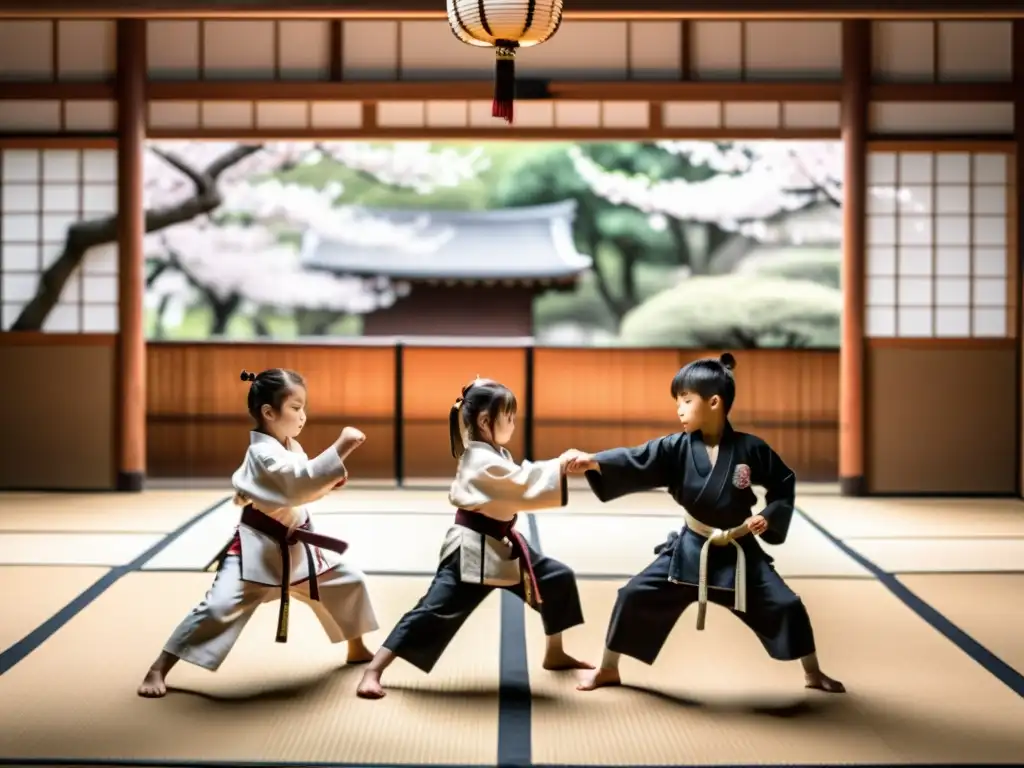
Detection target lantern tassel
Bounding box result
[493,43,517,124]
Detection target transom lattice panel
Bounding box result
[865,149,1017,340]
[0,148,119,333]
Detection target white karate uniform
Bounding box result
[442,441,566,587]
[163,432,378,671]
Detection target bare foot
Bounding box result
[137,668,168,698]
[356,670,386,699]
[346,639,374,665]
[543,650,595,671]
[805,671,846,693]
[576,667,621,691]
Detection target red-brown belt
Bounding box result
[238,505,349,643]
[455,509,542,606]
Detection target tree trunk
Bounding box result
[251,311,273,338]
[209,293,241,335]
[666,217,694,270]
[610,236,642,310]
[153,294,172,340]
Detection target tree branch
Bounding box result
[787,149,842,207]
[585,230,627,322]
[10,144,263,332]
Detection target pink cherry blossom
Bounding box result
[143,141,482,322]
[569,141,843,239]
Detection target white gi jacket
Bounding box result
[230,431,348,587]
[443,441,567,587]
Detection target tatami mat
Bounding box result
[0,572,503,765]
[0,565,109,651]
[0,532,163,566]
[534,513,870,579]
[847,537,1024,573]
[314,487,687,517]
[524,578,1024,765]
[309,489,453,515]
[141,499,239,571]
[559,488,688,517]
[0,490,230,533]
[797,496,1024,539]
[898,573,1024,676]
[313,513,474,573]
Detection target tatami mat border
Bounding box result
[0,496,231,676]
[793,508,1024,699]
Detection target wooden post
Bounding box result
[523,345,535,462]
[394,341,405,487]
[1014,21,1024,499]
[116,20,147,492]
[839,20,869,496]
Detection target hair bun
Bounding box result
[240,370,256,382]
[719,352,736,371]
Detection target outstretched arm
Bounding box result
[567,433,684,503]
[458,451,568,512]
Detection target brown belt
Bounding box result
[240,505,349,643]
[454,509,542,606]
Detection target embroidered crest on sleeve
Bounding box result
[732,463,751,489]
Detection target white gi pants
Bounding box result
[163,554,379,671]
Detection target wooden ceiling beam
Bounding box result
[0,80,1016,103]
[1,0,1023,19]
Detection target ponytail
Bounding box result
[449,377,518,460]
[449,398,466,458]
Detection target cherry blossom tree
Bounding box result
[563,140,844,348]
[568,140,842,242]
[13,141,486,333]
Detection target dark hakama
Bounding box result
[382,513,584,674]
[587,423,816,665]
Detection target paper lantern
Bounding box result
[447,0,564,124]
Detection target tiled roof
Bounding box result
[300,200,593,281]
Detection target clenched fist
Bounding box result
[341,426,367,444]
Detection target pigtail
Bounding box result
[449,398,466,459]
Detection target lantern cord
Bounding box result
[493,43,517,124]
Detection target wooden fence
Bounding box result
[146,343,841,482]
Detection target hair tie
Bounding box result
[454,397,464,409]
[240,370,256,382]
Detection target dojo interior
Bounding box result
[1,12,1023,768]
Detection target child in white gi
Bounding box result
[138,368,379,698]
[356,377,592,699]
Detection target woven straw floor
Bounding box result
[0,487,1022,767]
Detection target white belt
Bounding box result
[683,511,749,631]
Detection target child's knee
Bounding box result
[328,564,369,586]
[543,561,578,588]
[205,597,242,624]
[202,586,252,623]
[775,592,806,616]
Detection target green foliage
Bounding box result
[145,306,362,340]
[275,141,531,211]
[737,248,842,290]
[533,249,678,331]
[617,275,841,349]
[490,142,702,267]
